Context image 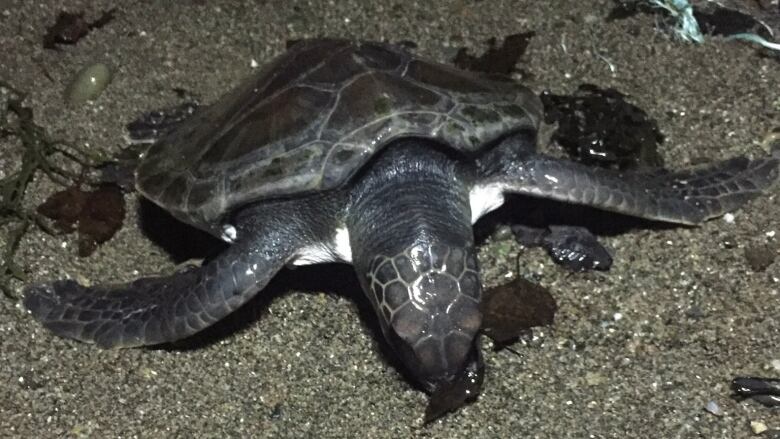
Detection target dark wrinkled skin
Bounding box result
[22,38,780,420]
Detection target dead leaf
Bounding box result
[480,277,557,348]
[37,184,125,256]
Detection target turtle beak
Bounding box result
[420,344,485,422]
[383,325,484,396]
[421,342,484,396]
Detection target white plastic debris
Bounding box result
[750,421,768,434]
[704,400,722,416]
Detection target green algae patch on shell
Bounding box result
[64,62,112,105]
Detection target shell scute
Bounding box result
[136,39,542,231]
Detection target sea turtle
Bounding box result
[23,39,779,401]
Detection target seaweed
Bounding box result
[43,9,116,49]
[0,81,107,297]
[452,32,535,78]
[540,84,664,170]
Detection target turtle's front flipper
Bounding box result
[23,202,316,348]
[479,137,780,225]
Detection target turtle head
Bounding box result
[346,139,484,392]
[361,240,484,393]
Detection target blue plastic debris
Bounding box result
[648,0,704,42]
[646,0,780,51]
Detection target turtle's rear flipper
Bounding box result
[84,102,201,189]
[732,376,780,407]
[89,143,148,190]
[487,151,779,225]
[125,102,199,144]
[24,226,295,349]
[512,224,613,271]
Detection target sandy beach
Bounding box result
[1,1,778,437]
